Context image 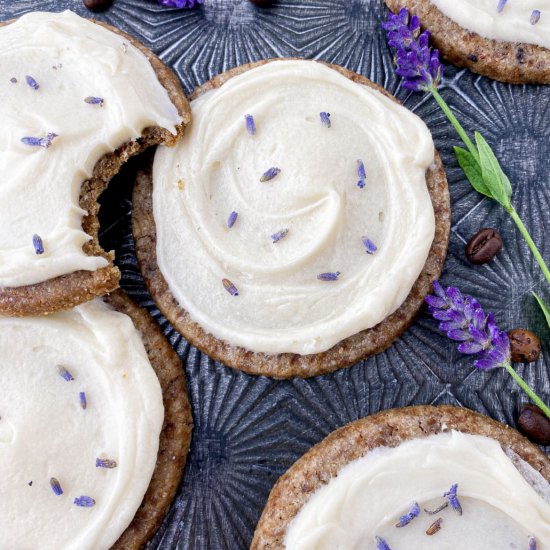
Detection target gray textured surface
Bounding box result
[2,0,549,548]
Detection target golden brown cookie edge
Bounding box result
[105,290,193,550]
[0,17,191,317]
[133,58,450,379]
[251,405,550,549]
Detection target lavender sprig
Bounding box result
[384,8,550,408]
[157,0,203,7]
[395,501,420,527]
[427,282,550,420]
[443,483,463,515]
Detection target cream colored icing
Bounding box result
[153,60,435,355]
[0,10,182,287]
[285,431,550,550]
[0,299,164,550]
[431,0,550,49]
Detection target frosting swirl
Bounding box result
[431,0,550,48]
[0,300,164,549]
[285,431,550,549]
[153,60,436,355]
[0,10,182,287]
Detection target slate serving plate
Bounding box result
[2,0,549,548]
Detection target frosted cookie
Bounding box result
[0,291,193,549]
[385,0,550,83]
[252,405,550,549]
[0,10,190,316]
[133,59,450,378]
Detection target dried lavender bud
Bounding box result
[222,278,239,296]
[10,77,17,84]
[395,501,420,527]
[317,272,340,282]
[375,536,392,550]
[260,167,281,182]
[227,211,238,228]
[320,112,331,128]
[74,496,95,507]
[362,236,377,255]
[245,114,256,135]
[79,391,87,410]
[444,483,463,515]
[531,10,541,25]
[518,404,550,445]
[25,75,39,90]
[508,329,541,363]
[32,234,44,255]
[497,0,508,13]
[50,477,63,496]
[426,517,443,536]
[84,96,104,106]
[96,458,118,469]
[21,133,58,149]
[57,366,74,382]
[271,229,289,243]
[529,537,537,550]
[357,159,366,189]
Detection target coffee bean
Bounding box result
[508,328,541,363]
[465,228,503,264]
[518,404,550,445]
[83,0,114,12]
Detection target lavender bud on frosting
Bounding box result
[531,10,541,25]
[25,75,39,90]
[317,271,340,282]
[79,391,87,410]
[320,111,331,128]
[96,458,118,469]
[227,211,238,228]
[74,496,95,507]
[357,159,366,188]
[57,366,74,382]
[260,167,281,182]
[84,96,104,106]
[222,278,239,296]
[245,114,256,135]
[49,477,63,496]
[497,0,507,13]
[395,501,420,527]
[375,536,392,550]
[32,234,44,255]
[362,236,377,255]
[21,133,58,149]
[271,228,289,243]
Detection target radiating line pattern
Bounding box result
[1,0,550,548]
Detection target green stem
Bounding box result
[509,207,550,288]
[431,88,477,158]
[503,363,550,420]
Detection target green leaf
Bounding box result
[533,292,550,332]
[475,132,513,209]
[454,147,493,198]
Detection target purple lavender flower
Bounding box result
[362,236,378,255]
[444,483,463,515]
[222,278,239,296]
[74,496,95,507]
[395,501,420,527]
[426,281,510,370]
[245,114,256,135]
[25,75,39,90]
[320,112,331,128]
[227,211,238,228]
[382,8,442,91]
[84,96,104,106]
[32,234,44,255]
[157,0,203,7]
[497,0,508,13]
[96,458,118,469]
[375,536,392,550]
[21,133,58,149]
[58,366,74,382]
[357,159,366,189]
[50,478,63,496]
[317,272,340,282]
[529,537,537,550]
[260,167,281,182]
[531,10,541,25]
[79,391,87,410]
[271,229,289,243]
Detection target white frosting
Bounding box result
[153,60,435,355]
[0,300,164,550]
[0,10,182,287]
[431,0,550,49]
[285,431,550,550]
